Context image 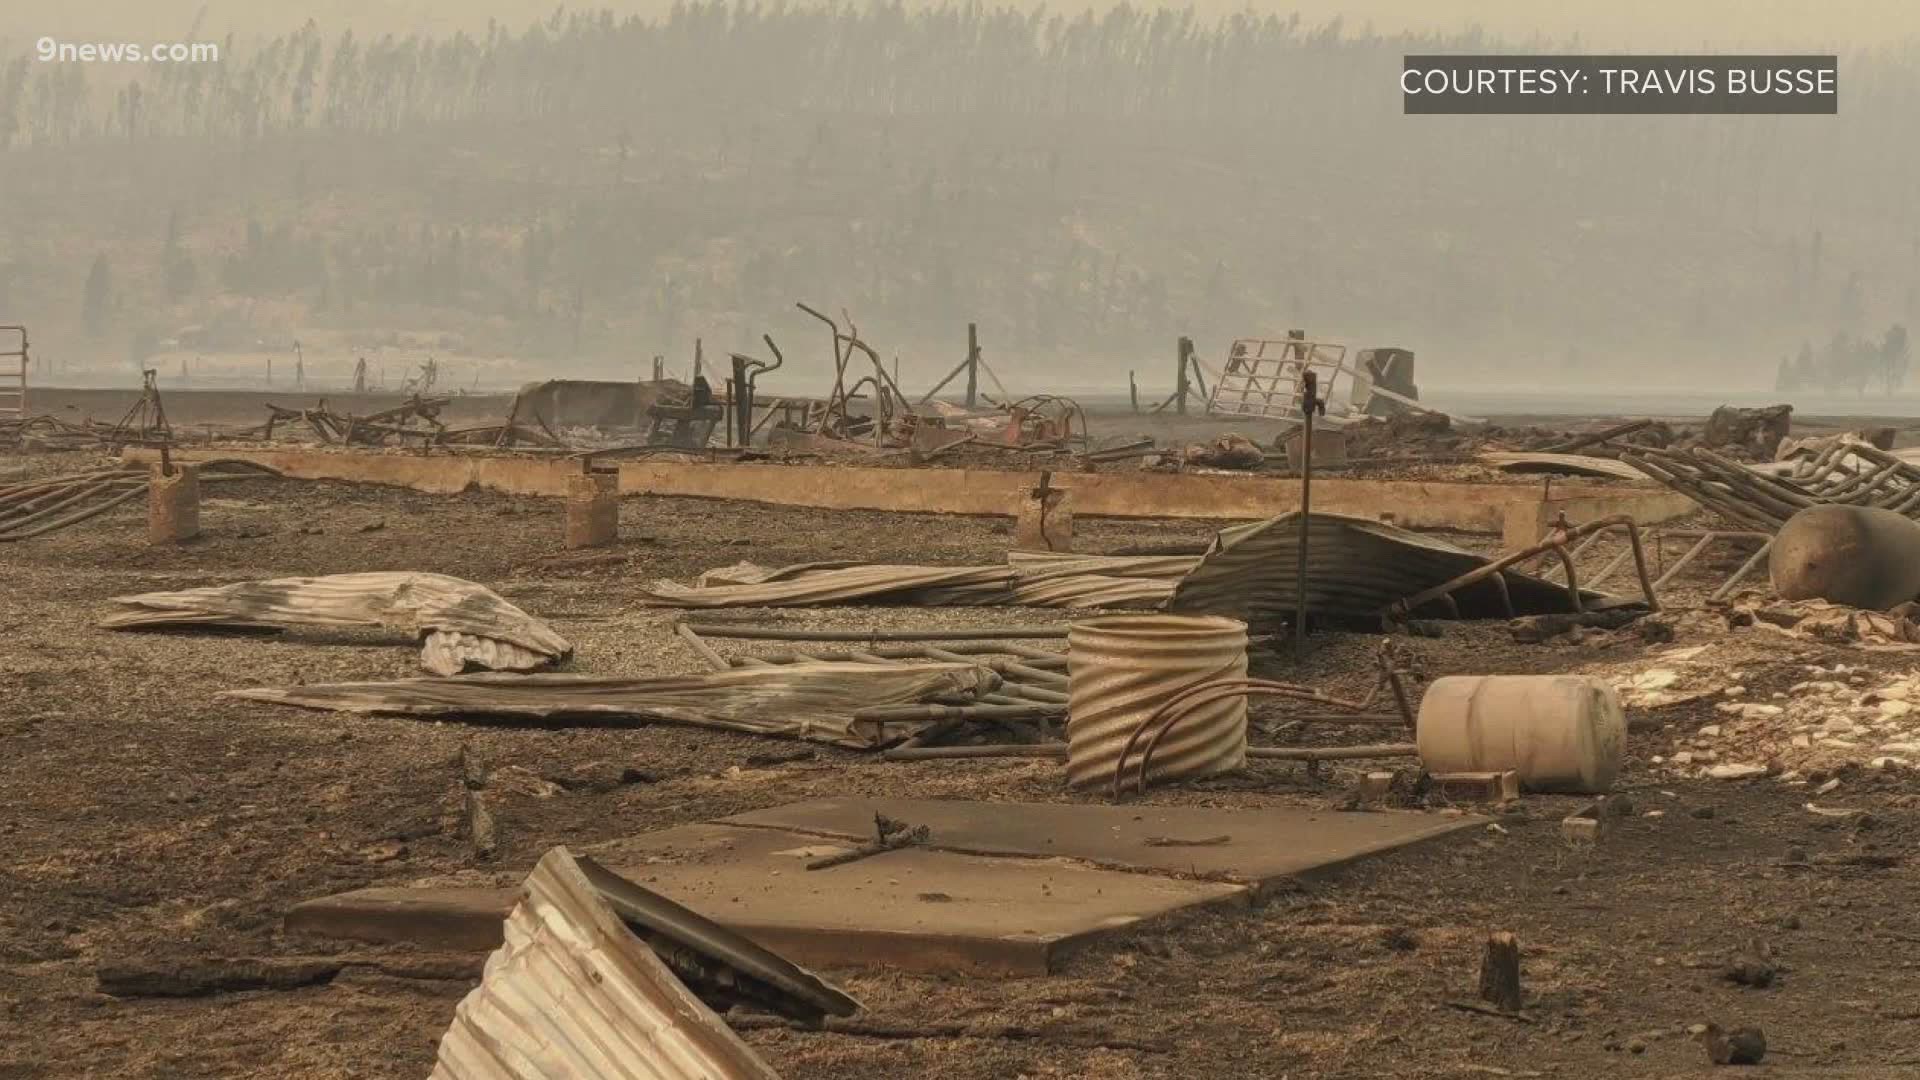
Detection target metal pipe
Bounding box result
[1246,743,1416,761]
[1294,369,1323,658]
[882,744,1066,761]
[683,623,1069,642]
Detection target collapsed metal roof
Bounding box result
[1167,510,1600,628]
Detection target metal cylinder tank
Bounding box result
[1066,614,1248,791]
[1416,675,1625,794]
[1769,504,1920,610]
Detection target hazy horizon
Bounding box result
[7,1,1917,51]
[0,3,1911,401]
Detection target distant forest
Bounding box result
[0,5,1915,390]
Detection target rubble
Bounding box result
[1702,403,1793,459]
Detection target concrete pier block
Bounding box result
[148,463,201,544]
[1014,487,1073,551]
[565,473,618,549]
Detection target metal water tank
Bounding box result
[1066,614,1248,791]
[1416,675,1625,793]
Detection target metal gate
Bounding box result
[1204,337,1348,422]
[0,326,26,420]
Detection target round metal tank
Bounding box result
[1416,675,1625,794]
[1066,614,1248,791]
[1769,504,1920,610]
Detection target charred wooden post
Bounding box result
[147,462,200,544]
[564,473,618,550]
[1478,932,1523,1012]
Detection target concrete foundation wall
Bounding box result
[122,447,1698,535]
[125,448,587,496]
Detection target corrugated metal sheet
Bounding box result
[431,846,782,1080]
[1005,551,1201,582]
[1064,615,1247,790]
[223,661,1000,749]
[1167,511,1594,628]
[639,564,1016,608]
[100,572,572,676]
[1010,575,1173,609]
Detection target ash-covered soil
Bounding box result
[1,457,1917,1078]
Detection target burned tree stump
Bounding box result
[1478,932,1523,1013]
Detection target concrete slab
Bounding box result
[288,822,1247,976]
[718,798,1480,886]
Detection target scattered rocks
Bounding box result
[1698,1023,1767,1065]
[1724,956,1776,989]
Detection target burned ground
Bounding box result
[2,462,1918,1078]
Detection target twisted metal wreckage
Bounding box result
[212,508,1654,779]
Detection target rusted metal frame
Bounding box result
[1652,532,1718,590]
[1551,545,1585,612]
[1387,515,1658,622]
[0,469,139,509]
[1709,538,1775,602]
[1692,448,1819,513]
[1812,457,1908,503]
[1621,452,1782,530]
[0,484,148,541]
[1534,528,1607,581]
[0,478,122,529]
[837,648,1066,703]
[920,645,1067,685]
[797,303,854,437]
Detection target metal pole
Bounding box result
[1295,369,1324,660]
[965,323,979,408]
[1176,337,1191,415]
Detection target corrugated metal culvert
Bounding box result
[1065,614,1248,791]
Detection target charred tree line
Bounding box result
[0,5,1916,382]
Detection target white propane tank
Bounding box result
[1415,675,1625,794]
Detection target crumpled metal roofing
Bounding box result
[1166,511,1597,627]
[222,661,1000,748]
[1009,575,1173,609]
[430,845,783,1080]
[1004,551,1202,582]
[1004,551,1196,609]
[100,572,571,676]
[639,563,1016,608]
